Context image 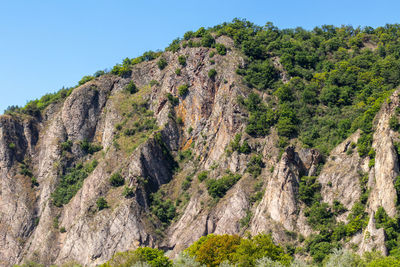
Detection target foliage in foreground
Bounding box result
[15,238,400,267]
[100,247,172,267]
[185,234,291,267]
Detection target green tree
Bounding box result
[96,197,109,211]
[187,234,241,267]
[158,58,168,70]
[178,55,187,66]
[178,84,190,97]
[201,33,215,47]
[234,234,292,266]
[100,247,172,267]
[125,81,138,94]
[215,43,227,55]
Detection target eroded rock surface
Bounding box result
[0,40,399,266]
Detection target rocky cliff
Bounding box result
[1,34,399,266]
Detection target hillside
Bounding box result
[2,19,400,266]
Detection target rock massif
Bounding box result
[0,37,399,266]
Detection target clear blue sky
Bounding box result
[1,0,399,113]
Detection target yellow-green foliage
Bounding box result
[185,234,241,267]
[185,234,291,267]
[100,247,172,267]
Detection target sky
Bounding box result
[1,0,400,113]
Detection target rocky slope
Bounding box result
[0,35,399,266]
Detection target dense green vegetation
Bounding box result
[295,172,370,262]
[79,139,103,154]
[374,206,400,257]
[4,87,73,116]
[185,234,291,267]
[100,247,172,267]
[206,172,241,199]
[150,190,177,226]
[177,19,400,155]
[15,236,400,267]
[109,172,125,187]
[51,159,98,207]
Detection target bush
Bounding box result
[201,33,215,47]
[96,197,109,211]
[178,55,187,66]
[389,116,400,131]
[61,140,73,151]
[125,81,138,94]
[206,172,241,199]
[150,191,177,225]
[122,186,134,198]
[239,211,252,228]
[167,93,179,106]
[186,234,241,267]
[239,140,251,154]
[78,75,94,86]
[178,84,189,97]
[157,58,168,70]
[368,158,375,168]
[298,176,322,206]
[246,154,264,177]
[305,202,335,230]
[93,70,106,77]
[52,160,98,207]
[357,132,372,157]
[184,31,194,40]
[173,253,203,267]
[109,172,125,187]
[208,69,217,80]
[198,171,208,182]
[181,175,192,191]
[80,139,103,154]
[111,64,132,77]
[345,202,368,236]
[241,60,278,90]
[215,43,227,55]
[166,38,181,53]
[150,80,159,87]
[175,68,181,75]
[241,93,276,137]
[31,177,39,187]
[235,234,292,266]
[185,234,291,267]
[100,247,172,267]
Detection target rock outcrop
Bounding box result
[0,37,399,266]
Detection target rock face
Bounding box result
[0,38,399,266]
